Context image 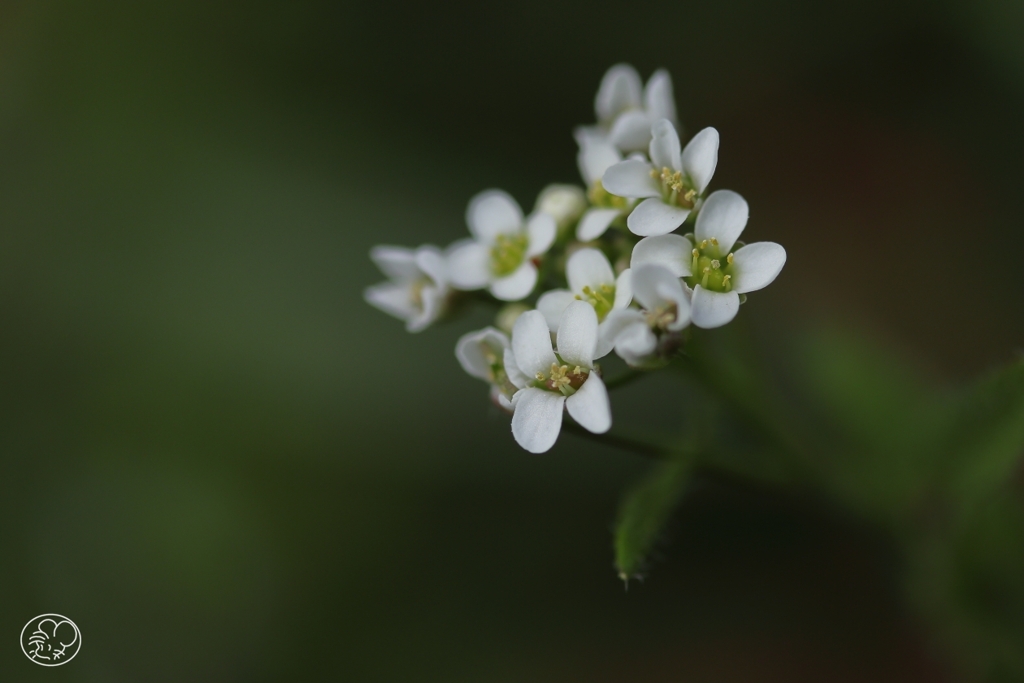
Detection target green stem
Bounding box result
[561,420,670,460]
[670,352,815,482]
[602,368,646,391]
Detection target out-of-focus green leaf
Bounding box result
[797,328,950,515]
[939,358,1024,505]
[613,457,692,580]
[801,328,939,450]
[908,492,1024,681]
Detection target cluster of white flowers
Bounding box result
[366,64,786,454]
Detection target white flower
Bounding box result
[456,327,518,410]
[602,119,719,237]
[536,248,632,354]
[575,136,632,241]
[535,183,587,233]
[630,190,786,328]
[600,264,691,366]
[447,189,557,302]
[364,244,449,332]
[508,302,612,453]
[577,64,677,154]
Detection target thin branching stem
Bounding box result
[561,420,671,460]
[602,368,647,391]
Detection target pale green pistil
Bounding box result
[490,233,529,276]
[575,283,616,320]
[685,238,735,293]
[650,166,697,209]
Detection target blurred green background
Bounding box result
[1,1,1023,681]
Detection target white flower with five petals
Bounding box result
[507,301,612,453]
[576,64,677,154]
[602,119,719,237]
[630,190,786,328]
[364,244,449,332]
[536,248,633,355]
[447,190,557,301]
[456,327,518,410]
[600,264,691,366]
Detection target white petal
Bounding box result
[525,212,556,257]
[466,189,523,245]
[364,282,415,322]
[369,245,419,281]
[644,69,676,124]
[657,280,691,331]
[576,208,620,241]
[511,310,558,377]
[408,285,445,332]
[556,300,599,368]
[414,246,447,287]
[690,286,740,329]
[566,373,611,434]
[491,386,513,412]
[632,264,690,331]
[681,127,719,195]
[446,241,492,290]
[649,119,681,171]
[630,234,692,277]
[602,159,660,198]
[455,327,509,380]
[504,348,530,389]
[694,190,748,253]
[615,321,658,365]
[632,263,677,310]
[597,308,646,359]
[609,111,653,153]
[613,268,633,309]
[489,262,537,301]
[511,388,566,454]
[567,248,615,293]
[536,289,576,332]
[577,137,622,185]
[574,125,607,148]
[627,198,691,237]
[731,242,786,294]
[595,63,642,124]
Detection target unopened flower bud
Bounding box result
[496,303,531,335]
[535,184,586,233]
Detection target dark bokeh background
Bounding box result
[1,1,1022,681]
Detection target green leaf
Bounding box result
[907,492,1024,681]
[800,328,939,452]
[940,358,1024,505]
[796,327,951,515]
[613,457,692,581]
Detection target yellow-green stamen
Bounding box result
[490,233,529,276]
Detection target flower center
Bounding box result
[490,233,529,277]
[534,362,589,396]
[645,303,678,331]
[575,283,616,321]
[685,238,735,293]
[650,166,697,209]
[482,345,517,399]
[408,277,431,308]
[588,180,630,211]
